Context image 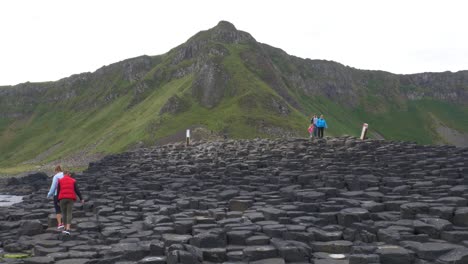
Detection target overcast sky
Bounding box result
[0,0,467,86]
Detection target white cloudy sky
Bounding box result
[0,0,467,86]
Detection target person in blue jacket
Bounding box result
[47,165,65,230]
[316,115,328,138]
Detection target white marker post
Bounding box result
[360,123,369,140]
[186,129,190,146]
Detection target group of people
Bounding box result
[47,166,84,235]
[308,114,328,139]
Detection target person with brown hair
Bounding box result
[47,165,65,230]
[57,171,84,235]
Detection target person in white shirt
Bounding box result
[47,165,65,230]
[312,115,318,137]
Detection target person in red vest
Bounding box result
[57,171,84,235]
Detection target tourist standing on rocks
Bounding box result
[308,123,314,138]
[309,114,318,138]
[46,165,64,230]
[57,171,84,235]
[316,114,328,138]
[312,114,318,137]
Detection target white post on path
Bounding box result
[360,123,369,140]
[186,129,190,146]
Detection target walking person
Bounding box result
[47,165,65,230]
[57,171,84,235]
[316,114,328,138]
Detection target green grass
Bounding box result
[0,164,39,176]
[415,99,468,132]
[95,75,194,152]
[348,99,468,144]
[0,75,193,168]
[353,104,435,143]
[293,90,468,144]
[296,93,362,137]
[2,253,30,259]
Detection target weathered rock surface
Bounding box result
[1,137,468,263]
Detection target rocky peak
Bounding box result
[209,20,255,44]
[214,20,237,31]
[183,20,255,47]
[94,55,153,83]
[168,22,256,109]
[171,21,257,66]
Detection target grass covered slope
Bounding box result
[0,43,308,172]
[1,21,467,174]
[0,76,191,169]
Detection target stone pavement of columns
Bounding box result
[1,137,468,264]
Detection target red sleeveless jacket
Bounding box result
[58,176,77,201]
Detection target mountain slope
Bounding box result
[0,21,467,173]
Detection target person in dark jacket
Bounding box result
[316,115,328,138]
[57,171,84,235]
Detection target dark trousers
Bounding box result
[59,199,74,225]
[318,127,324,138]
[53,195,61,214]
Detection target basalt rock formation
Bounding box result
[1,137,468,263]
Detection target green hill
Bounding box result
[1,21,467,174]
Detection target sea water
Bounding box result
[0,194,23,207]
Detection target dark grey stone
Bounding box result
[218,190,239,200]
[229,199,253,211]
[19,220,44,236]
[138,256,166,264]
[349,254,380,264]
[202,247,227,262]
[436,248,468,264]
[54,259,93,264]
[271,239,311,262]
[400,202,429,219]
[453,207,468,226]
[243,245,278,261]
[227,230,252,245]
[149,240,165,255]
[190,232,226,248]
[22,257,55,264]
[376,246,414,264]
[33,246,66,256]
[338,208,370,226]
[77,222,99,232]
[249,258,285,264]
[311,240,353,254]
[162,234,192,247]
[246,235,270,246]
[108,242,149,261]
